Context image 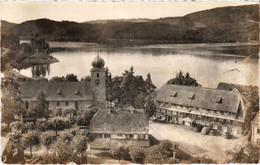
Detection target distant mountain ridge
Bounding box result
[1,4,259,44]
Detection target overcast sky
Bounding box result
[0,1,257,23]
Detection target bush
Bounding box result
[58,130,75,144]
[192,156,217,164]
[111,145,130,162]
[22,122,35,133]
[36,120,53,131]
[40,131,57,150]
[10,130,23,142]
[49,137,76,163]
[10,121,23,132]
[145,140,173,163]
[226,143,260,163]
[76,108,98,126]
[48,117,72,132]
[62,106,77,117]
[129,147,146,163]
[68,116,78,125]
[22,130,40,157]
[1,123,9,135]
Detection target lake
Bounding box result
[20,42,259,88]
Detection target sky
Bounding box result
[0,1,258,23]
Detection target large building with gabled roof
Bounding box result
[89,108,150,149]
[154,84,245,135]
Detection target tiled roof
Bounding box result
[155,84,242,113]
[90,109,149,133]
[19,81,93,101]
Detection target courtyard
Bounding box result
[149,121,246,163]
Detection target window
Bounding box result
[25,101,29,109]
[95,134,102,138]
[257,127,260,134]
[75,101,78,110]
[57,101,60,107]
[257,139,260,145]
[66,101,69,106]
[97,73,99,78]
[104,134,110,138]
[129,134,134,138]
[117,134,123,137]
[138,134,145,139]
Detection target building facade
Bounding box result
[89,108,150,149]
[251,112,260,146]
[19,55,107,111]
[154,84,245,136]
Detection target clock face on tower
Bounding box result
[95,79,100,85]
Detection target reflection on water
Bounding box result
[21,43,259,88]
[31,64,50,77]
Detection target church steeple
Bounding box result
[90,54,106,108]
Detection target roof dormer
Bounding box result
[215,96,222,103]
[170,91,177,98]
[57,90,62,95]
[188,93,195,99]
[75,89,80,95]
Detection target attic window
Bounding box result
[75,90,80,94]
[215,96,222,103]
[57,90,62,95]
[170,91,177,97]
[188,93,195,99]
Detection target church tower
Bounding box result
[90,54,106,108]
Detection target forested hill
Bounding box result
[1,4,259,44]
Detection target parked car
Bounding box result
[201,126,210,135]
[224,132,233,139]
[193,125,203,132]
[209,129,219,136]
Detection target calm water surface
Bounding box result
[20,42,259,88]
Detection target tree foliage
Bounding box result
[111,145,130,162]
[129,147,146,163]
[22,130,40,157]
[1,74,25,124]
[145,140,173,163]
[65,73,79,82]
[35,91,49,118]
[62,106,77,117]
[49,73,79,82]
[226,144,260,163]
[167,71,200,87]
[106,67,156,109]
[77,108,98,126]
[40,130,57,150]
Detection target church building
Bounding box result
[19,55,107,110]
